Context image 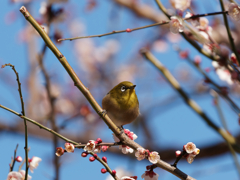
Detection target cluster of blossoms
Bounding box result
[176,142,200,164]
[55,142,75,157]
[83,138,108,153]
[7,156,42,180]
[135,148,160,164]
[113,129,138,154]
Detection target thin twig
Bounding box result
[140,48,240,152]
[219,0,240,65]
[9,144,19,172]
[0,104,78,145]
[58,11,227,42]
[154,0,220,62]
[89,152,119,180]
[2,64,29,179]
[75,142,121,148]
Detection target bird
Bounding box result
[102,81,140,128]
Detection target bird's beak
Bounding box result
[129,85,136,89]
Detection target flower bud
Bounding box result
[102,156,107,163]
[81,152,88,157]
[101,168,107,174]
[89,157,95,162]
[15,156,23,162]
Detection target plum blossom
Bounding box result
[29,156,42,173]
[185,12,200,27]
[113,130,137,154]
[170,16,184,34]
[7,171,23,180]
[212,61,233,85]
[135,148,146,161]
[83,140,96,152]
[119,145,134,154]
[93,146,101,153]
[101,146,109,152]
[141,170,159,180]
[170,0,191,11]
[228,3,240,21]
[55,147,64,157]
[65,143,75,153]
[186,154,195,164]
[19,170,32,180]
[184,142,196,154]
[183,142,200,164]
[124,129,138,140]
[148,151,160,164]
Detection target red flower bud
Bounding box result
[101,168,107,174]
[89,157,95,162]
[102,156,107,163]
[112,170,116,176]
[126,28,131,32]
[96,138,102,143]
[81,152,88,157]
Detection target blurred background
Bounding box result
[0,0,240,179]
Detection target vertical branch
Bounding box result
[2,64,29,179]
[213,92,240,177]
[219,0,240,65]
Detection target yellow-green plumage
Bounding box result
[102,81,140,127]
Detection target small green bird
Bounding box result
[102,81,140,127]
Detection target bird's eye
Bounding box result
[121,86,126,92]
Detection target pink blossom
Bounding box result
[170,16,184,34]
[119,145,134,154]
[93,146,101,153]
[186,154,196,164]
[101,146,109,152]
[135,148,146,161]
[148,151,160,164]
[184,142,196,154]
[29,156,42,173]
[185,12,200,27]
[228,3,240,21]
[170,0,191,11]
[65,143,75,153]
[124,129,138,140]
[193,148,200,155]
[7,171,23,180]
[83,140,96,152]
[141,170,159,180]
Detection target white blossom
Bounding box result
[170,16,184,34]
[29,156,42,173]
[148,151,160,164]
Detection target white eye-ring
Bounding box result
[121,86,126,92]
